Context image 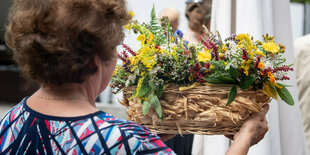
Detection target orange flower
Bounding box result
[270,75,275,84]
[258,62,265,70]
[267,71,275,84]
[267,71,272,77]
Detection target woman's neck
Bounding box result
[26,83,100,117]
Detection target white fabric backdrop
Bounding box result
[192,0,309,155]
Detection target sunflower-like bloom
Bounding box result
[197,50,212,62]
[262,42,280,53]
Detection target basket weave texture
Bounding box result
[121,84,271,135]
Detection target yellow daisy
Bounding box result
[262,42,280,53]
[197,50,212,62]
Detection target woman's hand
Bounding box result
[225,104,269,155]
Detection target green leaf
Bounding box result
[229,67,239,79]
[148,80,157,89]
[149,92,163,118]
[134,75,151,97]
[206,75,235,84]
[239,76,258,90]
[150,4,160,34]
[275,86,295,106]
[276,82,293,87]
[135,84,151,97]
[206,78,225,84]
[132,89,137,97]
[219,75,236,84]
[156,85,164,97]
[227,86,237,106]
[142,100,152,115]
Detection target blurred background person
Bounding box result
[184,0,212,44]
[295,34,310,151]
[159,7,180,33]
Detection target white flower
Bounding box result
[125,74,136,87]
[274,71,287,79]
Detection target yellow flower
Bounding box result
[255,50,266,57]
[129,56,136,65]
[137,46,156,70]
[124,23,132,30]
[236,34,251,42]
[128,11,135,18]
[170,49,178,61]
[241,65,250,76]
[147,34,154,44]
[258,62,265,70]
[236,34,255,52]
[137,35,146,46]
[262,42,280,53]
[222,44,227,52]
[172,46,178,51]
[112,65,120,76]
[197,50,212,62]
[137,34,145,42]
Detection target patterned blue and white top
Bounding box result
[0,97,175,154]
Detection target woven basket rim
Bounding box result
[122,83,266,95]
[121,83,271,135]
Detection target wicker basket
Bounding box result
[121,84,271,135]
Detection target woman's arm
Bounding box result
[225,104,269,155]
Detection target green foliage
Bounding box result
[149,92,163,119]
[206,60,235,84]
[110,66,128,93]
[142,100,152,115]
[229,67,239,79]
[291,0,310,4]
[133,75,151,97]
[239,76,258,90]
[276,83,295,106]
[150,4,161,34]
[227,86,237,106]
[142,91,163,120]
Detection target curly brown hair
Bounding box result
[186,0,212,35]
[5,0,131,85]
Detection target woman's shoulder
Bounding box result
[94,113,175,154]
[95,112,154,139]
[0,98,26,127]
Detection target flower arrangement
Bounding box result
[111,6,294,120]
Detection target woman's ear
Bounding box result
[89,56,99,70]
